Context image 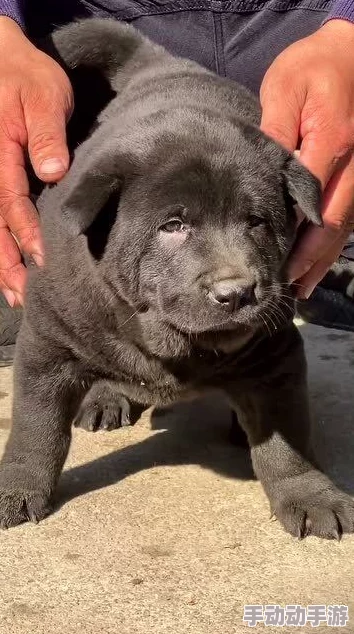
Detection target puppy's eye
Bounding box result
[249,215,266,228]
[160,219,186,233]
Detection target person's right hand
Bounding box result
[0,17,73,307]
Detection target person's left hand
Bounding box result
[260,19,354,298]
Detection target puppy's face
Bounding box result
[63,127,321,336]
[118,161,295,334]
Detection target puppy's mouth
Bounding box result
[157,288,295,336]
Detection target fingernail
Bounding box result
[32,253,44,267]
[288,266,307,285]
[39,158,66,175]
[305,285,316,299]
[2,289,16,307]
[288,272,300,284]
[299,285,316,300]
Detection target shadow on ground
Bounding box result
[57,396,254,507]
[57,339,354,507]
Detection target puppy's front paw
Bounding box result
[74,384,133,432]
[270,471,354,540]
[0,465,52,528]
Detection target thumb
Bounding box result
[26,106,69,182]
[260,80,300,153]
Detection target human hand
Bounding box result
[260,19,354,298]
[0,17,73,306]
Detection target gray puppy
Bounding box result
[1,18,353,538]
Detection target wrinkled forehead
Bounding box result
[143,154,283,220]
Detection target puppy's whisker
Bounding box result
[259,313,272,337]
[263,283,292,292]
[272,303,288,323]
[263,286,295,306]
[263,311,277,335]
[289,281,307,290]
[266,301,287,327]
[267,308,282,328]
[117,307,142,329]
[275,297,294,310]
[262,309,277,332]
[278,292,295,300]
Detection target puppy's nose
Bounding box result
[208,279,256,311]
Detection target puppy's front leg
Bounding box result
[0,329,82,528]
[225,326,354,539]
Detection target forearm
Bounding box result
[0,0,25,28]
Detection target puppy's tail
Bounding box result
[49,18,151,83]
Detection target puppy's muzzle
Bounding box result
[206,278,256,312]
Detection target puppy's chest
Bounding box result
[81,327,263,406]
[115,348,246,405]
[83,346,237,406]
[170,349,253,389]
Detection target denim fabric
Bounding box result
[26,0,332,93]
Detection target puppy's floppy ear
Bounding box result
[61,149,121,237]
[283,156,323,226]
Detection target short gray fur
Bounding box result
[0,19,352,539]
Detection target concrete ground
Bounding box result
[0,322,354,634]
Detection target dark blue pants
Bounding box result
[26,0,332,94]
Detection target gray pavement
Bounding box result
[0,322,353,634]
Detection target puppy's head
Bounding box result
[61,121,321,336]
